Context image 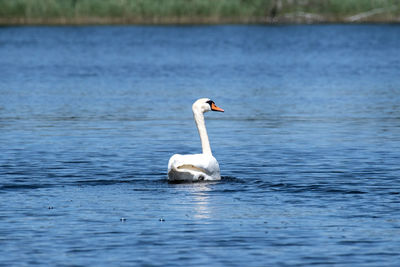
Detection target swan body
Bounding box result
[168,98,224,182]
[168,153,220,181]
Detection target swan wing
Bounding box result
[168,154,221,182]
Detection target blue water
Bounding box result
[1,25,400,266]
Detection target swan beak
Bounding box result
[211,103,224,112]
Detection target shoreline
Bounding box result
[1,0,399,26]
[1,15,400,26]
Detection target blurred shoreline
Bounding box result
[1,15,400,26]
[1,0,399,25]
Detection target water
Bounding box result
[1,25,400,266]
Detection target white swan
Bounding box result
[168,98,224,182]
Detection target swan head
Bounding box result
[192,98,224,114]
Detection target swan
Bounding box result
[168,98,224,182]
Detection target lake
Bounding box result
[1,25,400,266]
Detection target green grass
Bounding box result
[0,0,399,24]
[0,0,269,18]
[308,0,399,16]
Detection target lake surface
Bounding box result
[1,25,400,266]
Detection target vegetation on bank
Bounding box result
[0,0,399,24]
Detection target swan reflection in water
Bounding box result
[173,182,214,220]
[192,183,213,219]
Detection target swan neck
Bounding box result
[193,111,212,155]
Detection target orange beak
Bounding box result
[211,102,224,112]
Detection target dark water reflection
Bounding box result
[1,25,400,266]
